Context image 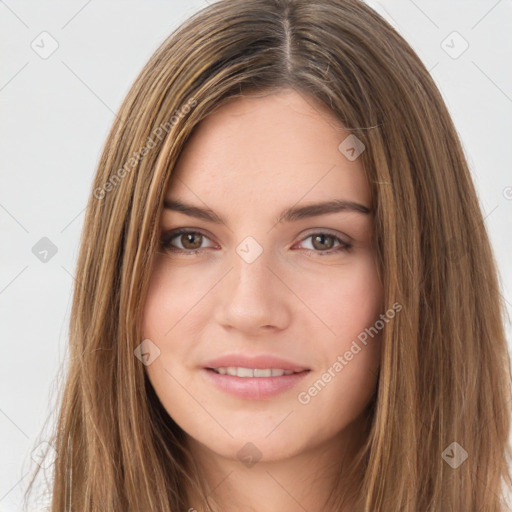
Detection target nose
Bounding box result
[213,243,292,334]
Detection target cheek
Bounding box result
[341,256,383,341]
[141,264,169,343]
[140,260,201,421]
[141,255,208,342]
[140,258,187,380]
[294,251,383,341]
[293,252,383,410]
[140,255,216,390]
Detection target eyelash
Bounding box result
[159,229,353,256]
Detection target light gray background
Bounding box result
[1,1,511,510]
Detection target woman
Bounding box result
[26,0,512,510]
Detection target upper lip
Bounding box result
[203,354,310,372]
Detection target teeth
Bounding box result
[212,367,297,377]
[237,367,253,377]
[254,368,272,377]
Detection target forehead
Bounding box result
[166,89,370,217]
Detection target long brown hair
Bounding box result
[25,0,512,510]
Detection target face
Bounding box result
[141,88,384,464]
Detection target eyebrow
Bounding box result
[163,198,371,225]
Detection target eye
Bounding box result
[160,229,215,254]
[294,231,353,255]
[159,229,353,256]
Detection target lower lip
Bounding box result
[202,368,310,400]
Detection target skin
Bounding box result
[141,88,384,512]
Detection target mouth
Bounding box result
[202,366,311,400]
[207,367,307,377]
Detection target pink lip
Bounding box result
[202,354,309,372]
[201,354,311,400]
[202,368,310,400]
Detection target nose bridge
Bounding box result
[215,234,290,330]
[231,235,276,298]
